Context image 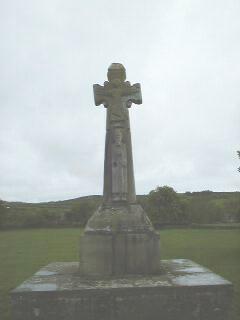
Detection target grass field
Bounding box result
[0,228,239,320]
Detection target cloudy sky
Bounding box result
[1,0,239,202]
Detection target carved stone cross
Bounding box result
[93,63,142,205]
[79,64,160,276]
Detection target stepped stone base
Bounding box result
[80,204,160,276]
[11,259,233,320]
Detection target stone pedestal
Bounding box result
[11,259,233,320]
[80,204,160,276]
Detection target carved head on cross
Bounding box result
[107,63,126,83]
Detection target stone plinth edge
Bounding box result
[11,259,233,320]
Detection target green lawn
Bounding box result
[0,228,239,320]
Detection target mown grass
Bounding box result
[0,228,239,320]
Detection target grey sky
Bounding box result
[1,0,239,202]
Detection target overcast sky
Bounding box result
[1,0,239,202]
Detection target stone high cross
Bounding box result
[79,63,159,276]
[93,63,142,205]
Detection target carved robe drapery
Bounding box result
[111,138,128,201]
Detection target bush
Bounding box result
[146,186,189,226]
[0,200,7,228]
[64,201,96,227]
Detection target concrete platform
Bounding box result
[11,259,233,320]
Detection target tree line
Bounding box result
[0,187,239,229]
[140,186,240,227]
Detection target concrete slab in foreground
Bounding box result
[11,259,233,320]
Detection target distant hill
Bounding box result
[1,192,239,229]
[4,191,239,205]
[5,195,102,210]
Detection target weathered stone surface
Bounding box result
[85,204,154,233]
[11,259,233,320]
[80,204,160,276]
[79,64,160,276]
[93,63,142,205]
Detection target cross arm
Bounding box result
[123,83,142,107]
[93,84,112,107]
[128,83,142,105]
